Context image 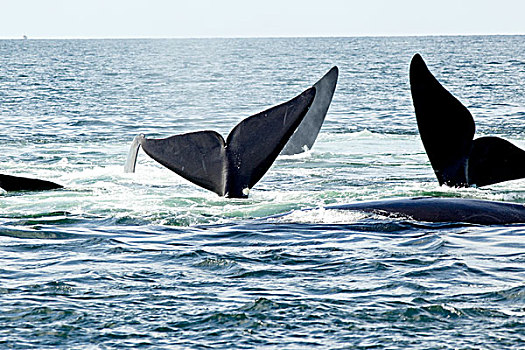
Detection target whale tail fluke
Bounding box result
[225,87,316,195]
[409,53,474,186]
[131,87,316,198]
[409,53,525,187]
[468,137,525,187]
[141,131,227,195]
[124,134,144,173]
[0,174,63,192]
[280,66,338,155]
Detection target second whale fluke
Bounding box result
[280,66,338,155]
[410,53,525,188]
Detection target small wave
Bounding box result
[0,227,75,240]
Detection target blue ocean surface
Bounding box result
[1,36,524,349]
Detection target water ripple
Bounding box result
[1,36,525,349]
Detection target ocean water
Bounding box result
[0,36,524,349]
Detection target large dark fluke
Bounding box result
[126,87,316,198]
[410,54,525,187]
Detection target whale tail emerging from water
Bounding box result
[0,174,63,192]
[409,53,525,187]
[280,66,338,155]
[125,87,316,198]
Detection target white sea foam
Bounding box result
[271,207,370,224]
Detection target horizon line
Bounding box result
[1,33,524,40]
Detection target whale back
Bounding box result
[330,197,525,225]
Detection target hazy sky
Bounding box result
[1,0,524,39]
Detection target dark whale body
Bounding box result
[322,197,525,225]
[262,196,525,225]
[410,54,525,188]
[0,174,63,192]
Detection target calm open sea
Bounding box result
[1,36,524,349]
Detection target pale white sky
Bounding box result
[1,0,524,39]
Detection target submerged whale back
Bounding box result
[329,197,525,225]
